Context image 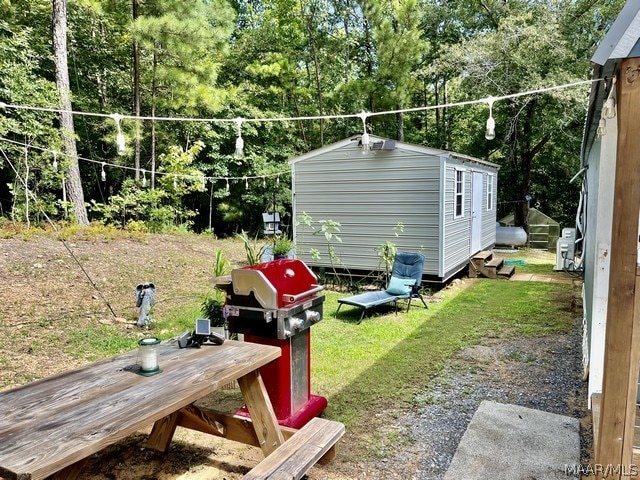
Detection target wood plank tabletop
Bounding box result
[0,339,281,480]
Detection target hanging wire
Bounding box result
[0,146,118,319]
[0,137,291,182]
[1,79,601,124]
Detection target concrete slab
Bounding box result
[510,272,576,284]
[444,400,580,480]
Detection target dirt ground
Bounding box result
[0,233,591,479]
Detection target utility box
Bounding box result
[555,228,577,271]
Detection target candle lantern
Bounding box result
[137,337,161,376]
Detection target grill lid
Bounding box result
[231,259,319,310]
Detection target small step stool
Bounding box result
[469,251,515,279]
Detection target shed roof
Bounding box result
[288,135,499,169]
[500,208,559,227]
[592,1,640,66]
[583,1,640,164]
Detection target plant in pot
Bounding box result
[272,237,294,260]
[201,291,225,328]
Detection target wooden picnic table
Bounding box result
[0,338,285,480]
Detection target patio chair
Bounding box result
[336,251,428,324]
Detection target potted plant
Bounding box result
[201,292,225,328]
[272,237,294,260]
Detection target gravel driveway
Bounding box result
[351,317,590,479]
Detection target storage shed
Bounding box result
[290,135,499,282]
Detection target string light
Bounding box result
[277,175,280,185]
[0,79,600,127]
[0,79,602,156]
[263,177,266,188]
[485,97,496,140]
[225,178,229,192]
[603,77,617,119]
[142,169,147,187]
[234,118,244,158]
[101,162,106,182]
[173,177,178,189]
[0,136,290,184]
[111,113,126,155]
[358,111,370,154]
[245,176,249,189]
[52,151,58,172]
[596,117,607,139]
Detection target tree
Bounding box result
[432,1,594,231]
[52,0,88,224]
[131,0,234,186]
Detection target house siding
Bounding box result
[443,163,471,275]
[291,137,498,281]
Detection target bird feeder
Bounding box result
[262,212,281,235]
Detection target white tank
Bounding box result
[495,223,527,246]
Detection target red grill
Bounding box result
[226,259,327,428]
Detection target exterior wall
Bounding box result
[442,160,498,279]
[482,170,498,248]
[584,120,617,405]
[442,162,471,276]
[291,139,497,281]
[292,141,442,276]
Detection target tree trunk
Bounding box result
[151,48,158,189]
[52,0,89,224]
[396,108,404,141]
[304,5,324,146]
[133,0,141,182]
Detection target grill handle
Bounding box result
[282,285,324,304]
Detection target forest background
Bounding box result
[0,0,626,236]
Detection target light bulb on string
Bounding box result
[603,77,617,119]
[111,113,126,155]
[173,176,178,189]
[101,162,106,182]
[277,175,280,185]
[263,177,266,188]
[245,177,249,190]
[52,151,58,172]
[597,117,607,138]
[225,178,230,193]
[234,118,244,158]
[485,97,496,140]
[358,111,370,154]
[142,170,147,187]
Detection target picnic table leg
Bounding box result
[146,411,180,452]
[237,370,285,456]
[49,458,88,480]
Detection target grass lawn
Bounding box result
[10,238,571,462]
[310,274,575,458]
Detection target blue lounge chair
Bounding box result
[336,252,428,324]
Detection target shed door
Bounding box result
[471,172,483,254]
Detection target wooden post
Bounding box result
[596,57,640,478]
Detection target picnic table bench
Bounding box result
[0,338,344,480]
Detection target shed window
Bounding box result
[487,174,494,211]
[455,170,464,218]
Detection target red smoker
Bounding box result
[225,259,327,429]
